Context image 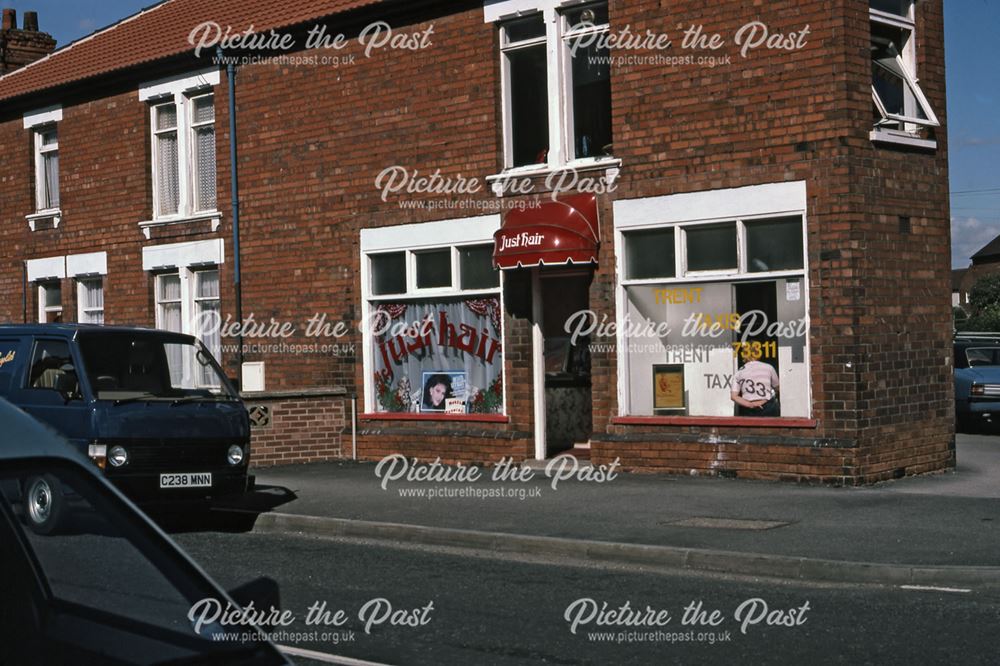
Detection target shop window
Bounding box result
[459,246,501,290]
[37,281,62,323]
[870,0,938,137]
[77,278,104,324]
[370,252,407,296]
[415,249,453,290]
[619,216,808,418]
[365,242,503,415]
[498,2,612,169]
[686,223,738,273]
[624,228,675,280]
[746,217,804,273]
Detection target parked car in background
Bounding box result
[0,325,252,533]
[954,333,1000,432]
[0,398,288,664]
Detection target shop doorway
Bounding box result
[734,281,779,416]
[532,270,593,459]
[734,281,779,369]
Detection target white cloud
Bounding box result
[952,215,1000,268]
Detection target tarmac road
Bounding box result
[172,530,1000,666]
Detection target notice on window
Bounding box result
[785,281,801,302]
[653,364,685,410]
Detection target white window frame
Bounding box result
[360,215,505,415]
[37,281,62,324]
[34,125,59,213]
[76,278,104,324]
[189,93,217,213]
[23,105,63,229]
[869,2,939,145]
[154,268,220,337]
[139,68,221,236]
[154,267,221,388]
[490,0,621,183]
[613,182,811,419]
[149,92,217,220]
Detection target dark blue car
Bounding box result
[954,333,1000,431]
[0,325,251,532]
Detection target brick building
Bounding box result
[0,0,952,483]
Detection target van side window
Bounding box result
[27,340,78,397]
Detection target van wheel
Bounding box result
[23,475,64,535]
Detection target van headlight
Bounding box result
[108,446,129,468]
[227,445,245,466]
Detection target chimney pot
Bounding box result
[23,11,37,32]
[1,8,16,31]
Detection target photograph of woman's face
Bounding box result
[422,372,460,412]
[428,381,447,407]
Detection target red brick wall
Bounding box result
[245,392,347,467]
[0,1,952,480]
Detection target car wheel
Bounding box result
[23,474,64,535]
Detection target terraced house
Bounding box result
[0,0,951,483]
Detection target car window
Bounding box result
[0,462,271,657]
[26,339,80,399]
[966,347,1000,367]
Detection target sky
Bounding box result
[5,0,998,269]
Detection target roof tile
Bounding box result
[0,0,383,103]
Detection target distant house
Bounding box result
[957,234,1000,310]
[953,268,968,308]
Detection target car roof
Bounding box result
[0,324,196,343]
[0,398,92,464]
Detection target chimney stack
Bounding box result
[1,8,55,75]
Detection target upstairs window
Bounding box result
[870,0,938,134]
[150,92,217,219]
[498,2,612,170]
[34,126,59,212]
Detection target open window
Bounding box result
[870,0,939,141]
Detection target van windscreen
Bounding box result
[77,333,236,401]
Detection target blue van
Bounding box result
[0,325,251,532]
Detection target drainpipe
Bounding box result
[21,261,27,323]
[219,47,244,387]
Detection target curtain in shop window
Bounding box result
[371,297,503,414]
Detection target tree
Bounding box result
[960,274,1000,331]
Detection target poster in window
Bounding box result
[653,364,685,411]
[421,371,467,413]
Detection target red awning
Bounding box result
[493,193,600,269]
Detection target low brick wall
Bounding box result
[356,420,533,466]
[242,388,348,467]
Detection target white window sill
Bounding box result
[486,158,622,197]
[869,129,937,150]
[139,210,222,239]
[26,209,62,230]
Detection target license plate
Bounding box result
[159,473,212,489]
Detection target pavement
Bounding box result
[232,434,1000,588]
